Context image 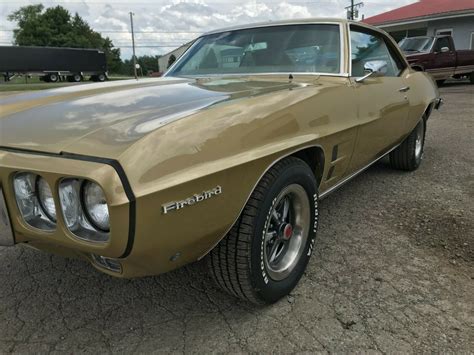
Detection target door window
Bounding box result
[434,37,452,52]
[350,27,403,77]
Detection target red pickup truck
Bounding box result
[399,35,474,85]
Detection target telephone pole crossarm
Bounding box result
[345,1,364,20]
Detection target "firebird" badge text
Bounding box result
[162,186,223,214]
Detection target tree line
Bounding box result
[8,4,163,75]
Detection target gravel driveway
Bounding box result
[1,84,473,353]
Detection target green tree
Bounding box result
[120,55,160,76]
[8,4,122,73]
[137,55,160,74]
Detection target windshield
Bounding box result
[399,37,433,53]
[166,24,341,77]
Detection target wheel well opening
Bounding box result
[291,147,325,187]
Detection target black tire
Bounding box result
[97,73,106,82]
[436,79,445,86]
[208,157,318,304]
[389,118,426,171]
[48,73,59,83]
[470,72,474,84]
[72,74,82,82]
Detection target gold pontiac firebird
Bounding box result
[0,19,441,304]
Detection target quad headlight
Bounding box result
[13,173,56,230]
[59,179,110,242]
[37,177,57,222]
[12,172,110,242]
[82,181,110,232]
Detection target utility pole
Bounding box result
[345,0,364,20]
[129,11,137,79]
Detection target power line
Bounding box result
[0,29,201,33]
[118,45,184,48]
[0,0,343,4]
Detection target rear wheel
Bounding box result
[48,73,59,83]
[71,73,82,82]
[470,72,474,84]
[390,118,426,171]
[208,157,318,304]
[92,73,106,82]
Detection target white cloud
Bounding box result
[1,0,418,59]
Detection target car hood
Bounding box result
[0,76,300,159]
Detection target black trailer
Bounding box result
[0,46,107,82]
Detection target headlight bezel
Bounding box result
[59,178,110,243]
[13,172,56,231]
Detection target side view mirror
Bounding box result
[355,60,388,83]
[440,46,450,53]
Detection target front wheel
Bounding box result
[208,157,318,304]
[389,118,426,171]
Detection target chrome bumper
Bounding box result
[434,97,443,110]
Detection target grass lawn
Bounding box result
[0,75,134,92]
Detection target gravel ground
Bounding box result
[0,84,473,353]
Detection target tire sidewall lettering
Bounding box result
[255,175,318,290]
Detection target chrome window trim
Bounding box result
[165,22,348,77]
[174,72,350,78]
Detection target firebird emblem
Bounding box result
[162,186,222,214]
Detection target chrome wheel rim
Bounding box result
[263,184,310,281]
[415,121,425,159]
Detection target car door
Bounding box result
[426,36,456,80]
[348,25,410,171]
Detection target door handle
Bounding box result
[399,86,410,92]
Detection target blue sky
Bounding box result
[0,0,417,59]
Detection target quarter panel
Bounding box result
[404,70,438,129]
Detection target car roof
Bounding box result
[203,17,354,36]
